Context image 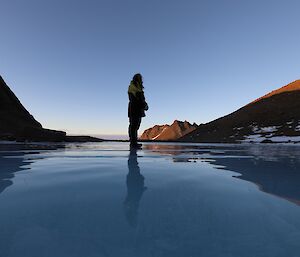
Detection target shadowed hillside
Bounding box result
[179,80,300,143]
[0,76,104,142]
[0,76,66,141]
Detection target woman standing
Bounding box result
[128,73,148,148]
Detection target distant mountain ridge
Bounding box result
[180,80,300,143]
[140,120,197,141]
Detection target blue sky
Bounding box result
[1,0,300,136]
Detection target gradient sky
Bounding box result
[1,0,300,136]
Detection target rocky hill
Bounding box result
[180,80,300,143]
[0,76,66,141]
[140,120,197,141]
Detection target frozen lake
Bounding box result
[0,142,300,257]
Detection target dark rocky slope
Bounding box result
[180,80,300,143]
[1,76,81,142]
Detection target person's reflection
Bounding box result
[124,147,147,227]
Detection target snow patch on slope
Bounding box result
[268,136,300,142]
[251,125,279,134]
[152,127,168,140]
[241,123,300,143]
[242,134,300,143]
[243,134,265,142]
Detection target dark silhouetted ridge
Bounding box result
[0,75,66,141]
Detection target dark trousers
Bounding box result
[129,116,142,145]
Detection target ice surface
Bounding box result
[0,142,300,257]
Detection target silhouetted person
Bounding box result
[124,148,147,227]
[128,73,148,148]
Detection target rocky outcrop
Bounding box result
[180,80,300,143]
[0,76,66,141]
[140,120,197,141]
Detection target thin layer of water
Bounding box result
[0,142,299,257]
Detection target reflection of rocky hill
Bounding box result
[143,144,300,206]
[180,80,300,143]
[213,157,300,205]
[0,144,66,194]
[0,76,66,141]
[214,146,300,205]
[140,120,197,141]
[0,152,29,194]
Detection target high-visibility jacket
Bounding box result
[128,82,148,118]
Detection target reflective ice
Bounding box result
[0,142,300,257]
